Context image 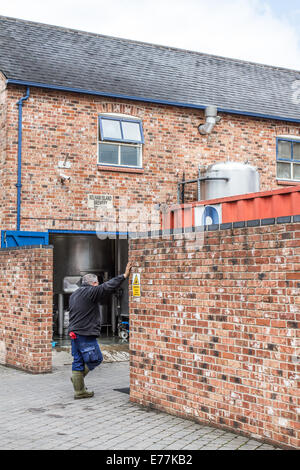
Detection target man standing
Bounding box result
[68,262,132,399]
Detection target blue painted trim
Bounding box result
[276,137,300,163]
[99,116,122,142]
[7,79,300,124]
[99,116,144,144]
[49,229,97,235]
[48,229,128,236]
[217,107,300,124]
[1,229,128,248]
[16,87,30,231]
[2,230,49,248]
[1,231,5,248]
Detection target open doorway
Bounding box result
[50,233,129,345]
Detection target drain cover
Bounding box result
[113,387,130,394]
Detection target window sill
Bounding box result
[97,165,144,174]
[276,179,300,186]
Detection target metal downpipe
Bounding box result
[16,87,30,231]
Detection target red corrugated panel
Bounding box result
[173,205,193,228]
[222,188,300,223]
[161,185,300,229]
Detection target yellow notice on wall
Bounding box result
[132,273,141,297]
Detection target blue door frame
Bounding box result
[1,229,128,248]
[1,230,49,248]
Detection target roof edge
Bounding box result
[1,15,300,75]
[7,79,300,124]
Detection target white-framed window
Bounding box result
[98,115,144,168]
[276,136,300,181]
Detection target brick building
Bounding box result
[0,16,300,234]
[0,16,299,447]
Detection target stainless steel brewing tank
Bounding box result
[50,234,115,294]
[201,161,260,200]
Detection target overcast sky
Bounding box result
[1,0,300,71]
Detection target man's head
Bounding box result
[82,273,99,286]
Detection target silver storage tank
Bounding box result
[50,234,115,294]
[201,161,260,200]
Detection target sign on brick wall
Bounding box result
[87,194,113,209]
[132,273,141,297]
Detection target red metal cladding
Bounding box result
[161,185,300,229]
[222,187,300,223]
[161,204,194,229]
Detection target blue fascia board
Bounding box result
[48,229,128,236]
[216,106,300,124]
[48,229,97,235]
[7,79,300,124]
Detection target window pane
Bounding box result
[101,119,122,140]
[293,142,300,160]
[277,162,291,179]
[122,121,142,141]
[120,146,140,166]
[278,140,291,159]
[293,164,300,180]
[99,143,119,165]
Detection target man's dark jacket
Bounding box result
[68,275,125,337]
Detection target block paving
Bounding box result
[0,362,278,450]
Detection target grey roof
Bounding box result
[0,15,300,122]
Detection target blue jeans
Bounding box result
[71,335,103,371]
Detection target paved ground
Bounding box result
[0,361,278,450]
[52,342,130,365]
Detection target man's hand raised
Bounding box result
[124,261,133,279]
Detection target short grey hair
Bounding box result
[82,273,98,285]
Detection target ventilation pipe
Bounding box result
[198,105,221,135]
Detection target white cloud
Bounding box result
[1,0,300,70]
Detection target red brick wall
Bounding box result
[0,246,53,373]
[129,221,300,449]
[2,84,300,232]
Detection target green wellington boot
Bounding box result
[71,370,94,399]
[70,364,89,383]
[83,364,90,377]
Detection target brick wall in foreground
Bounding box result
[129,220,300,449]
[0,246,53,373]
